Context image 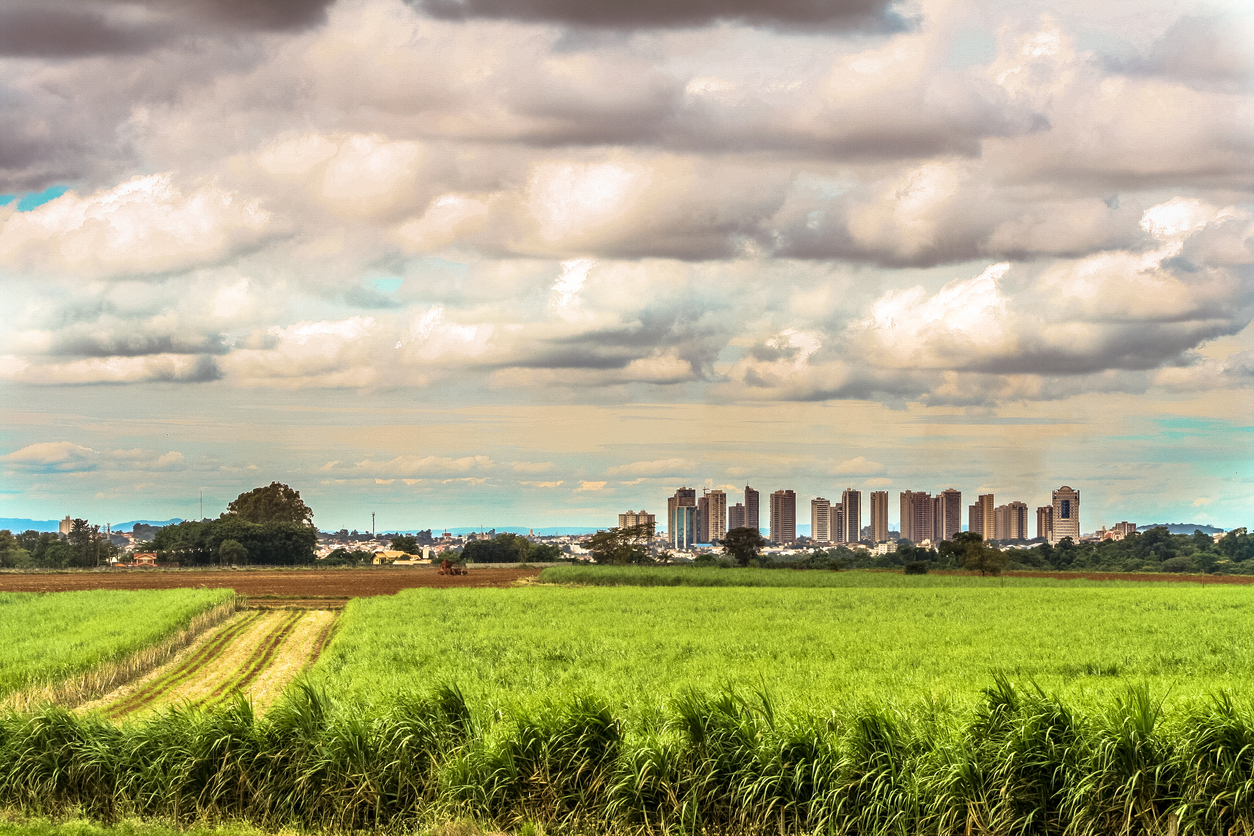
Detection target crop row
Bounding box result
[1,680,1252,835]
[181,610,303,713]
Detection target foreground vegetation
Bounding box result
[1,680,1253,835]
[0,590,236,702]
[307,583,1254,717]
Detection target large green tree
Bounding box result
[227,482,314,526]
[587,525,654,565]
[944,531,1007,576]
[722,527,767,567]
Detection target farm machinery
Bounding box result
[437,559,467,576]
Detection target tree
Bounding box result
[227,482,314,526]
[391,534,421,554]
[219,539,248,565]
[722,527,767,567]
[587,526,653,565]
[948,531,1008,576]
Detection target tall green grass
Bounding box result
[539,564,1169,588]
[0,590,235,701]
[305,584,1254,717]
[2,681,1253,835]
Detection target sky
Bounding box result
[0,0,1251,534]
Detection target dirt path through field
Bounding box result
[83,609,338,718]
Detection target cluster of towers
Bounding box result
[658,485,1082,549]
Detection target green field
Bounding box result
[307,580,1254,720]
[0,589,235,699]
[3,577,1254,834]
[537,564,1168,587]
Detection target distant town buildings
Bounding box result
[994,501,1029,540]
[769,489,796,544]
[1051,486,1080,544]
[1098,521,1137,541]
[618,510,656,531]
[869,491,889,542]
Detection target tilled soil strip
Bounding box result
[306,611,339,665]
[183,609,303,711]
[101,612,262,718]
[113,612,289,716]
[245,610,339,711]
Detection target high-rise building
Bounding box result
[728,503,746,531]
[1037,505,1053,541]
[745,486,760,532]
[671,505,697,550]
[1008,501,1028,540]
[811,497,831,543]
[769,489,796,544]
[59,515,72,536]
[1051,486,1080,544]
[932,495,944,542]
[969,494,995,541]
[938,489,962,541]
[869,491,889,542]
[900,491,934,544]
[618,510,656,533]
[994,504,1010,540]
[841,488,862,544]
[707,489,727,543]
[830,503,845,543]
[1114,521,1137,537]
[697,494,711,543]
[667,487,697,548]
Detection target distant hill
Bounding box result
[0,518,183,533]
[1141,523,1225,535]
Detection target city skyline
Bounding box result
[0,0,1250,532]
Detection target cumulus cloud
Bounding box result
[1,442,186,473]
[606,458,693,476]
[0,174,275,279]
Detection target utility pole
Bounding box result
[200,491,203,521]
[372,512,375,538]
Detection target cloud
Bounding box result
[0,174,275,279]
[343,455,495,478]
[0,0,334,58]
[1,442,186,473]
[416,0,909,32]
[521,480,564,488]
[512,461,555,473]
[607,458,693,477]
[574,480,608,492]
[834,456,886,475]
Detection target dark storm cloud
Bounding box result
[50,332,233,359]
[0,0,333,59]
[417,0,910,32]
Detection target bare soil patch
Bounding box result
[0,566,541,599]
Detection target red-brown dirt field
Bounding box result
[0,566,541,598]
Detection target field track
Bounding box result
[84,608,339,718]
[0,566,541,602]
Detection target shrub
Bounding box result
[904,561,929,575]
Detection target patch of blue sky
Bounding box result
[368,276,404,293]
[0,195,13,207]
[1155,416,1254,434]
[14,185,70,211]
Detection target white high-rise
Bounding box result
[811,497,831,543]
[1051,486,1080,544]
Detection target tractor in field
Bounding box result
[438,559,467,576]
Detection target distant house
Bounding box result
[133,553,158,566]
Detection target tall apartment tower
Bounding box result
[969,494,995,540]
[831,503,845,543]
[697,494,711,543]
[938,489,962,541]
[869,491,889,542]
[1037,505,1053,541]
[1051,486,1080,544]
[728,503,746,530]
[769,489,796,544]
[667,487,697,548]
[745,486,760,532]
[841,488,862,544]
[59,515,72,536]
[1009,501,1028,540]
[707,489,727,543]
[811,497,831,543]
[900,491,934,543]
[671,505,697,550]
